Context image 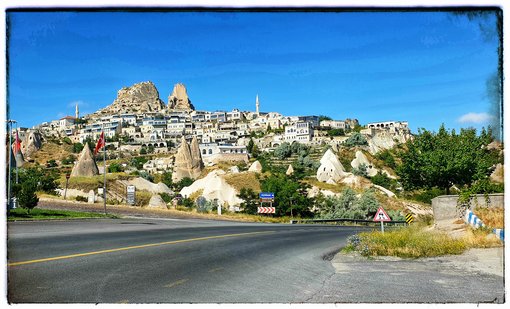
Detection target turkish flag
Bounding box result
[94,132,105,155]
[13,131,22,154]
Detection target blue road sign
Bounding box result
[259,192,275,199]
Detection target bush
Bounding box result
[344,132,368,147]
[17,179,39,213]
[351,163,368,177]
[316,188,379,220]
[72,142,84,153]
[160,192,173,204]
[75,195,88,202]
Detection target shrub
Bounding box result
[75,195,88,202]
[351,163,368,177]
[17,179,39,213]
[344,132,368,147]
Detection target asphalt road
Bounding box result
[8,217,367,303]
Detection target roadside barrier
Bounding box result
[464,209,504,242]
[290,218,407,226]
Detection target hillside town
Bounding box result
[16,81,412,169]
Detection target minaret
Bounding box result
[75,102,79,119]
[256,94,260,115]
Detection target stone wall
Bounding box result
[432,194,504,223]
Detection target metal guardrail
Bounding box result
[290,218,408,226]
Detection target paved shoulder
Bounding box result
[310,247,504,303]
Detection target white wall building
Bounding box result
[284,121,313,143]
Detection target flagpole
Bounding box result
[7,120,14,215]
[102,128,107,215]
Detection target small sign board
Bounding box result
[373,207,391,222]
[65,173,71,179]
[259,192,275,199]
[405,213,414,224]
[258,207,275,214]
[126,185,136,205]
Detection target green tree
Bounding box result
[327,128,345,136]
[274,142,292,160]
[173,177,194,191]
[238,188,259,214]
[161,172,173,188]
[261,174,312,217]
[17,178,39,213]
[72,142,84,153]
[396,125,500,194]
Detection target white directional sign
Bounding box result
[373,207,391,222]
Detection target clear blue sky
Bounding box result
[7,10,501,135]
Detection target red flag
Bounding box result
[94,132,105,155]
[13,131,22,155]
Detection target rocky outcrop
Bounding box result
[172,137,204,182]
[351,150,378,177]
[180,170,243,208]
[168,83,195,111]
[21,130,43,158]
[316,149,347,183]
[148,194,167,208]
[126,177,173,195]
[71,143,99,177]
[92,81,165,116]
[366,129,412,154]
[248,160,262,173]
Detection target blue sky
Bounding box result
[7,10,501,135]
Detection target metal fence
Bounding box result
[290,218,408,226]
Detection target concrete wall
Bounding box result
[432,194,504,223]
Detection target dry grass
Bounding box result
[31,141,73,164]
[189,189,204,201]
[223,172,261,192]
[462,227,504,248]
[473,207,504,229]
[346,224,502,259]
[302,178,347,193]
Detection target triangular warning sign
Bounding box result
[373,207,391,222]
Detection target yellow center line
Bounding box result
[164,278,189,288]
[8,230,275,267]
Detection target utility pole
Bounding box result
[6,119,16,215]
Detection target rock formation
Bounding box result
[91,81,165,116]
[248,160,262,173]
[316,149,347,183]
[21,130,43,159]
[180,170,243,208]
[168,83,195,111]
[366,129,412,154]
[172,137,204,182]
[148,194,167,208]
[190,136,204,173]
[351,150,378,177]
[126,177,173,195]
[70,143,99,177]
[286,164,294,176]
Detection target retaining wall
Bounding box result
[432,193,504,222]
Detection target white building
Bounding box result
[320,120,349,130]
[284,121,314,143]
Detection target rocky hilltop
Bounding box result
[168,83,195,111]
[91,81,166,117]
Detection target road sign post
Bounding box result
[373,207,391,233]
[258,192,275,215]
[64,174,70,200]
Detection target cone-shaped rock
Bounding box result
[71,143,99,177]
[172,137,194,182]
[248,160,262,173]
[286,164,294,176]
[190,136,204,174]
[316,149,346,183]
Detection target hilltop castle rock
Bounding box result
[21,130,43,159]
[92,81,166,116]
[168,83,195,111]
